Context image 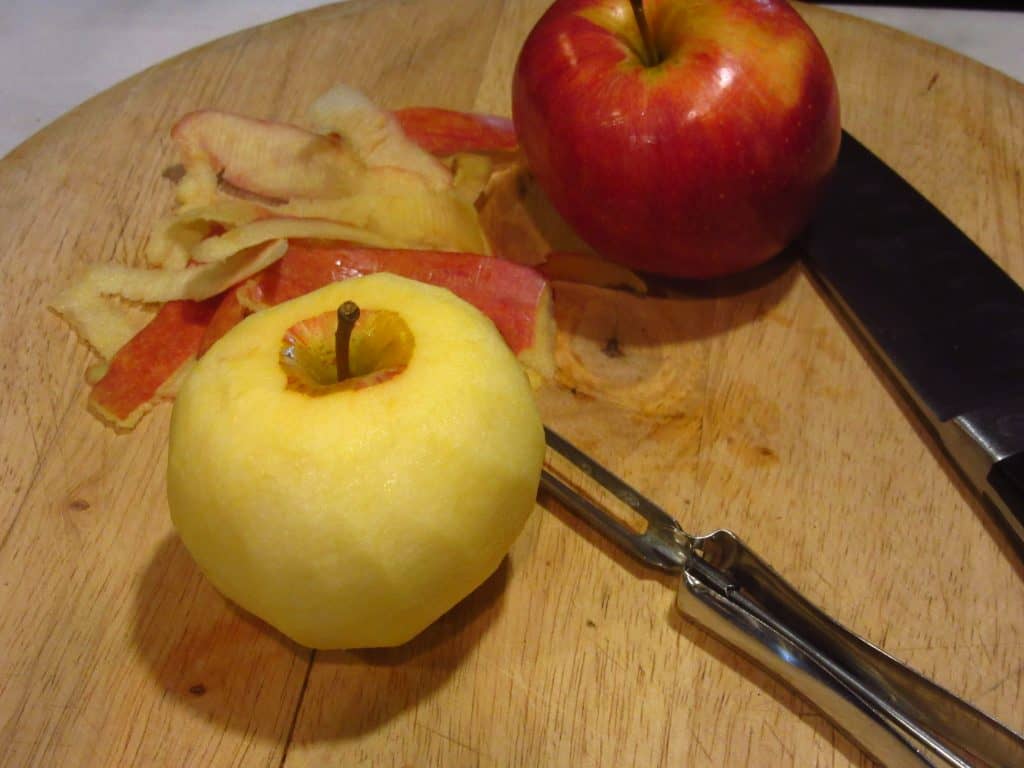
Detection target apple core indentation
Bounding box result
[279,308,414,394]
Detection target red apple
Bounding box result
[512,0,841,278]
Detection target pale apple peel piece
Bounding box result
[171,96,492,257]
[278,194,487,254]
[174,162,219,209]
[540,252,647,294]
[166,170,488,258]
[76,239,287,304]
[308,85,452,190]
[476,164,646,294]
[520,286,557,382]
[168,273,545,649]
[190,218,412,264]
[450,152,494,206]
[49,279,154,360]
[172,110,366,201]
[477,166,548,267]
[477,162,594,267]
[86,362,110,385]
[146,216,208,271]
[146,199,269,269]
[272,171,489,255]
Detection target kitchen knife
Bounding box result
[799,132,1024,554]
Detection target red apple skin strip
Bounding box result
[197,288,249,358]
[251,244,546,356]
[89,297,222,429]
[196,244,555,378]
[393,108,518,155]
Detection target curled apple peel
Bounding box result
[308,85,452,189]
[51,85,575,431]
[89,297,223,429]
[172,110,365,200]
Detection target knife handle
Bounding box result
[677,530,1024,768]
[986,452,1024,559]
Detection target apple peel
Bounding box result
[172,110,365,201]
[162,170,488,259]
[394,107,518,156]
[477,162,593,267]
[53,86,553,432]
[71,241,286,428]
[271,176,489,255]
[227,244,555,379]
[191,218,419,264]
[147,199,269,269]
[540,252,647,294]
[474,164,647,293]
[77,239,287,304]
[450,153,494,206]
[197,287,248,358]
[309,85,452,189]
[89,296,222,429]
[49,280,153,361]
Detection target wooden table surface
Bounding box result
[2,1,1022,766]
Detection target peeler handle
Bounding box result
[678,530,1024,768]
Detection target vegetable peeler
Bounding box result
[541,426,1024,768]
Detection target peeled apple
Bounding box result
[167,273,544,649]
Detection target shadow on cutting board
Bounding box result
[295,559,511,742]
[132,534,508,742]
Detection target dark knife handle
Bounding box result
[986,453,1024,553]
[933,404,1024,554]
[678,530,1024,768]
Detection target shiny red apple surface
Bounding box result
[512,0,841,279]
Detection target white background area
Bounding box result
[1,2,1022,158]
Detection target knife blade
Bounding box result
[799,131,1024,553]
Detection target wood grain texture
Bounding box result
[1,1,1022,766]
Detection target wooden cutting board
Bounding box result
[2,1,1022,766]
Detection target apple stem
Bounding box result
[629,0,658,67]
[335,301,360,381]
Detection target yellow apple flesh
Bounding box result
[167,273,544,649]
